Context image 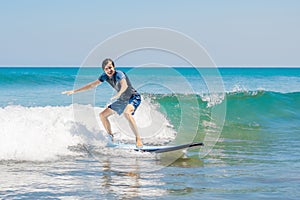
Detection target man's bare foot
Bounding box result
[136,138,143,148]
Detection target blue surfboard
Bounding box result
[108,142,204,153]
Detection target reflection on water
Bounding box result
[101,158,167,199]
[0,151,206,199]
[1,135,299,200]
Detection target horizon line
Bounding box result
[0,65,300,68]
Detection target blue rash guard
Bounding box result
[98,70,141,115]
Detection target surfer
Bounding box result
[62,58,143,148]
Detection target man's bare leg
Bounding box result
[123,104,143,147]
[99,108,115,138]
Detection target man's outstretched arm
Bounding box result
[62,79,101,95]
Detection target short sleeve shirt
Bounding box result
[98,70,137,100]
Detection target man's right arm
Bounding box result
[62,79,101,95]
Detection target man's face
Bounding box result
[103,61,115,77]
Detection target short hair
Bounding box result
[102,58,115,69]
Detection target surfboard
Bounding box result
[108,142,204,153]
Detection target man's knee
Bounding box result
[124,105,135,118]
[99,111,105,119]
[100,108,112,120]
[124,111,132,120]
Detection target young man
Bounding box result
[62,58,143,147]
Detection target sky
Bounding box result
[0,0,299,67]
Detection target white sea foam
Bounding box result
[0,100,176,161]
[109,98,176,145]
[0,105,83,161]
[201,93,225,107]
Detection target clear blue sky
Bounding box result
[1,0,299,66]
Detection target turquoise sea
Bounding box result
[0,67,300,199]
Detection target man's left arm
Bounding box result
[110,78,128,100]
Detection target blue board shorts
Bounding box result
[108,93,141,115]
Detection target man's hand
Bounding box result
[62,90,75,95]
[110,94,120,101]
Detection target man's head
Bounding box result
[102,58,115,77]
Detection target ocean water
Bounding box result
[1,67,300,199]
